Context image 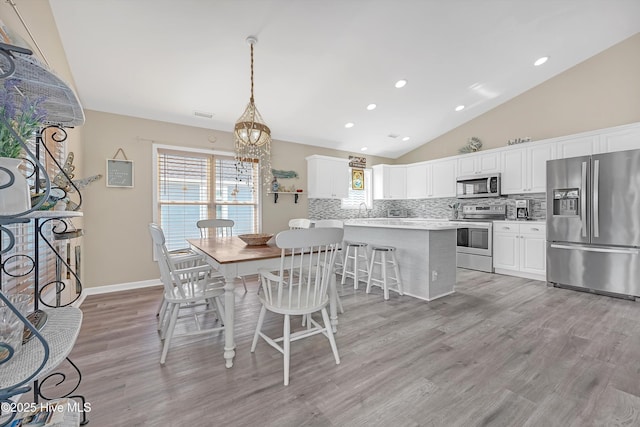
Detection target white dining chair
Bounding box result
[196,218,235,238]
[149,223,226,364]
[288,218,312,229]
[196,218,248,293]
[250,227,343,385]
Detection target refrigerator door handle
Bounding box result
[581,161,587,237]
[593,159,600,238]
[550,244,639,255]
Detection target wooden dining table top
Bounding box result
[187,236,282,264]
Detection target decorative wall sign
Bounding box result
[107,148,134,188]
[352,168,364,190]
[106,159,134,187]
[349,155,366,168]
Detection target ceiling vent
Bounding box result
[194,111,214,119]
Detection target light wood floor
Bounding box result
[66,269,640,426]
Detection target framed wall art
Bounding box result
[351,168,364,190]
[106,158,134,188]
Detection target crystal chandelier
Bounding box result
[234,36,272,186]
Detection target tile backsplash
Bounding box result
[308,193,546,221]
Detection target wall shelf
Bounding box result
[267,191,305,204]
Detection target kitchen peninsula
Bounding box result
[343,219,458,301]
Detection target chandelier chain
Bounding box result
[250,43,254,102]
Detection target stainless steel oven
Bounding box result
[457,225,491,257]
[455,204,506,273]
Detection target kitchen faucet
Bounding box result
[358,202,369,218]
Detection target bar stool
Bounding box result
[366,245,403,300]
[341,241,369,289]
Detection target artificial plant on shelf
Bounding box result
[0,78,46,215]
[0,78,47,158]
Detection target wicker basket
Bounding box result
[238,233,274,246]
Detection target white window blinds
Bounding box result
[156,148,259,251]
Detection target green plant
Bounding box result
[0,78,46,158]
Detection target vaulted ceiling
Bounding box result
[49,0,640,158]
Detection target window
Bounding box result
[341,168,372,209]
[154,146,260,251]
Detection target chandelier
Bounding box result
[234,36,272,186]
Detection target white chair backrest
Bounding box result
[197,218,235,238]
[260,227,343,310]
[288,218,312,229]
[149,223,216,299]
[314,219,343,228]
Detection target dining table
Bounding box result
[187,235,340,368]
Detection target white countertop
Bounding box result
[345,218,461,230]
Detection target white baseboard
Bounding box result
[73,278,161,307]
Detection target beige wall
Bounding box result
[81,110,390,288]
[398,32,640,164]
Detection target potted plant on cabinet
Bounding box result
[0,78,46,215]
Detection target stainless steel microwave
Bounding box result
[456,173,501,198]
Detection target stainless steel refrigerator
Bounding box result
[546,149,640,299]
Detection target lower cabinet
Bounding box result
[493,221,546,281]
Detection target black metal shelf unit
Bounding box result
[0,41,88,426]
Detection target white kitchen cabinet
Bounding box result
[456,152,501,176]
[406,162,431,199]
[501,142,555,194]
[372,164,406,199]
[306,155,349,199]
[430,158,457,198]
[598,124,640,153]
[493,221,546,281]
[556,135,599,159]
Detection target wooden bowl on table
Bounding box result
[238,233,273,246]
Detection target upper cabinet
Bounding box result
[598,125,640,153]
[501,142,556,194]
[306,155,349,199]
[555,135,599,159]
[406,163,430,199]
[456,152,501,176]
[430,158,457,198]
[372,165,406,199]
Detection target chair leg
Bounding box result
[159,302,173,339]
[366,252,376,294]
[160,303,179,364]
[382,252,389,301]
[241,276,248,293]
[213,297,225,325]
[157,298,168,331]
[283,313,291,386]
[156,296,166,317]
[340,247,349,286]
[250,305,267,352]
[321,308,340,365]
[392,252,403,295]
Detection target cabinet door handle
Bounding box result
[531,228,539,231]
[503,226,510,230]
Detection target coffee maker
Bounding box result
[515,199,533,220]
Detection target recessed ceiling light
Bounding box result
[455,105,465,112]
[395,79,407,88]
[402,136,410,141]
[534,56,549,66]
[366,103,377,111]
[360,147,368,151]
[345,122,355,128]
